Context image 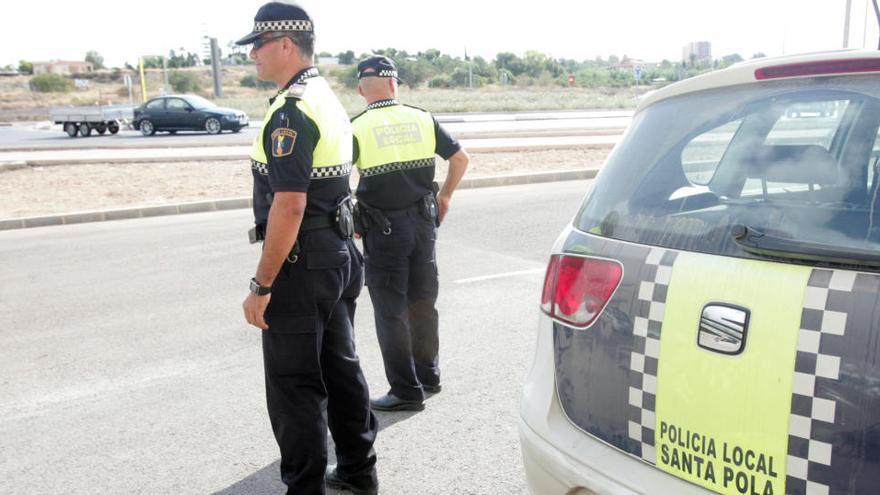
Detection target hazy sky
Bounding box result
[1,0,878,68]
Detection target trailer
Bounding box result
[49,105,134,137]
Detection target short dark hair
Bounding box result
[281,30,314,60]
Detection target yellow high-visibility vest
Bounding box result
[351,104,436,175]
[250,76,352,178]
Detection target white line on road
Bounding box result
[454,268,545,284]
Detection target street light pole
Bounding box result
[843,0,853,48]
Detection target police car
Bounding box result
[520,50,880,495]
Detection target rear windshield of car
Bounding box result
[576,74,880,270]
[182,95,216,109]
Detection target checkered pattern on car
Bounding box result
[254,20,312,32]
[311,161,352,180]
[786,269,866,495]
[358,157,435,177]
[627,247,678,464]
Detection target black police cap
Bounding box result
[236,2,313,46]
[357,56,400,81]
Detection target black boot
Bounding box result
[325,465,378,495]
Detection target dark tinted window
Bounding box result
[166,98,188,112]
[145,99,164,110]
[577,75,880,269]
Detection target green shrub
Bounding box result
[29,74,73,92]
[168,71,201,93]
[239,74,275,89]
[427,75,453,88]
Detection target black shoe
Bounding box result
[423,383,442,394]
[370,393,425,411]
[325,465,378,495]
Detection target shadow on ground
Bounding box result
[213,409,421,495]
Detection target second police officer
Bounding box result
[351,56,470,411]
[237,3,379,494]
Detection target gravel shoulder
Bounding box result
[0,148,609,219]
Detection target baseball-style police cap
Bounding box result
[236,1,313,46]
[357,56,401,81]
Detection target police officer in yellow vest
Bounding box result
[352,56,470,411]
[237,3,378,494]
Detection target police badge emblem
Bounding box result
[271,128,297,157]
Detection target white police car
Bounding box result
[520,50,880,495]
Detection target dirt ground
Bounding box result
[0,148,610,219]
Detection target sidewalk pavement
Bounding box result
[0,168,599,231]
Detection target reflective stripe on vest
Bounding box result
[250,76,353,179]
[351,105,436,176]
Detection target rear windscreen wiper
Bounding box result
[731,224,880,268]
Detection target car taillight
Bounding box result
[540,254,623,328]
[754,58,880,80]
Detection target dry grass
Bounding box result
[1,66,645,121]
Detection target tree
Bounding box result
[18,60,33,75]
[751,52,767,59]
[168,48,200,68]
[396,58,433,89]
[85,50,105,70]
[337,50,355,65]
[718,53,744,68]
[495,52,524,75]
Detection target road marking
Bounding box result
[454,268,544,284]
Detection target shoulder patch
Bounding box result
[271,128,297,158]
[286,83,306,99]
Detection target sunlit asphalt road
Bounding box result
[0,179,592,494]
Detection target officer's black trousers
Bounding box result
[364,209,440,402]
[262,229,378,495]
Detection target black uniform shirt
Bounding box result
[352,101,461,210]
[252,67,350,225]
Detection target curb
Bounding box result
[0,161,27,172]
[0,169,599,231]
[0,128,622,154]
[0,142,615,168]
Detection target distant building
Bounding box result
[32,60,94,76]
[682,42,712,64]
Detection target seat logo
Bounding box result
[697,303,750,355]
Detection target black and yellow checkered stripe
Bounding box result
[358,157,435,178]
[251,159,351,180]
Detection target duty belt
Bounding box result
[354,194,438,236]
[247,214,332,244]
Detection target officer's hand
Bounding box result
[437,193,451,225]
[354,232,362,240]
[243,292,271,330]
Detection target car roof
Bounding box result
[637,49,880,113]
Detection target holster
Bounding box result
[333,197,354,239]
[420,193,439,224]
[354,200,392,235]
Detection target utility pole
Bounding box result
[204,36,223,98]
[161,56,169,93]
[211,37,222,98]
[844,0,853,48]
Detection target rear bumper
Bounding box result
[519,314,708,495]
